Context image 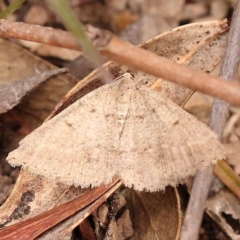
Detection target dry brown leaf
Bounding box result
[112,10,139,32]
[123,187,181,240]
[7,73,225,191]
[97,187,181,240]
[0,38,78,124]
[64,54,96,80]
[0,68,68,114]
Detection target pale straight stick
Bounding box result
[180,1,240,239]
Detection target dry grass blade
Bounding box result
[214,160,240,200]
[0,180,121,240]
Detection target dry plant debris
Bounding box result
[0,68,68,114]
[0,19,230,240]
[7,73,225,191]
[0,0,239,239]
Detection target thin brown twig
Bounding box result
[180,1,240,239]
[2,20,240,106]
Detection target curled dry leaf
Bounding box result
[0,21,227,239]
[123,187,181,240]
[0,68,68,114]
[0,38,78,124]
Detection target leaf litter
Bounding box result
[7,73,225,191]
[1,3,232,239]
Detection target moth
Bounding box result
[7,73,225,191]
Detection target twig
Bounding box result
[180,1,240,239]
[2,20,240,105]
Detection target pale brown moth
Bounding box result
[7,73,225,191]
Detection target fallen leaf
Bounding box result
[123,187,181,240]
[0,38,79,124]
[64,54,96,80]
[0,68,68,114]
